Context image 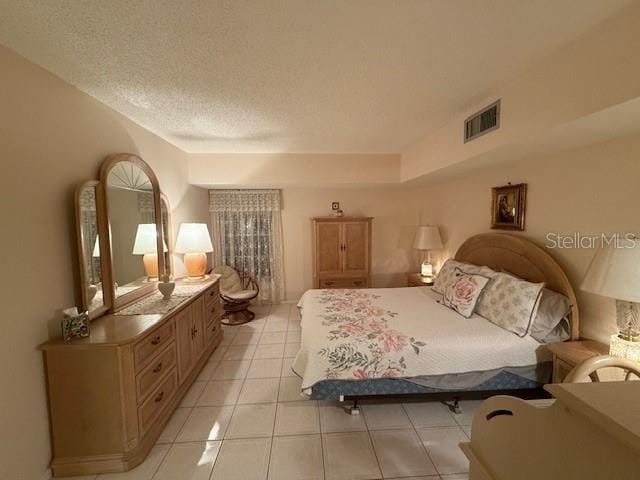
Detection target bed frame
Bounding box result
[342,232,580,413]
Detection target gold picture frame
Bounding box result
[491,183,527,230]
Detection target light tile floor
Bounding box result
[68,304,473,480]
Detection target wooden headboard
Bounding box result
[455,233,579,340]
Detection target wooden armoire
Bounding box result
[312,216,373,288]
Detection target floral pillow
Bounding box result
[433,259,496,295]
[475,272,545,337]
[441,269,491,318]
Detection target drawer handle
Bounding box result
[354,281,363,285]
[325,281,334,286]
[152,362,163,373]
[155,391,165,403]
[210,307,216,314]
[151,336,161,345]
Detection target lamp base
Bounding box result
[184,252,207,281]
[615,300,640,341]
[142,253,159,281]
[610,334,640,362]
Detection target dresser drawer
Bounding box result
[205,282,220,307]
[136,344,177,403]
[319,277,369,289]
[205,298,223,325]
[134,320,175,371]
[138,369,178,436]
[206,318,222,344]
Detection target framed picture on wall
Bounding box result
[491,183,527,230]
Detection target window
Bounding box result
[209,190,285,303]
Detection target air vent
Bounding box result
[464,100,500,143]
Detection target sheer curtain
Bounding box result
[209,190,285,304]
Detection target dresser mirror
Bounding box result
[101,154,165,309]
[74,181,107,318]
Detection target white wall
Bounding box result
[189,153,401,187]
[0,45,209,480]
[403,134,640,343]
[280,187,420,300]
[401,3,640,183]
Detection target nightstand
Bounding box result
[548,340,608,383]
[407,273,434,287]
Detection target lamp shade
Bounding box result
[132,224,168,255]
[175,223,213,254]
[413,225,443,250]
[580,237,640,303]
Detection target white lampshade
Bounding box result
[175,223,213,254]
[132,224,168,255]
[413,225,443,251]
[581,236,640,303]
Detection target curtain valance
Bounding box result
[209,189,281,212]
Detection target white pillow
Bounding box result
[476,272,545,337]
[530,288,572,342]
[433,259,496,295]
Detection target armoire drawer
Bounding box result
[319,277,369,289]
[136,344,177,403]
[134,320,176,371]
[138,369,178,436]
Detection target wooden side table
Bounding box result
[548,340,608,383]
[407,273,434,287]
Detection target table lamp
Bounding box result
[581,235,640,361]
[413,225,443,281]
[132,224,167,281]
[175,223,214,281]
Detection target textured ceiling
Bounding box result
[0,0,632,153]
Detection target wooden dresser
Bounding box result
[40,277,223,477]
[312,216,372,288]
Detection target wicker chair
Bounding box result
[212,265,260,325]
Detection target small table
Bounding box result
[548,340,608,383]
[407,273,434,287]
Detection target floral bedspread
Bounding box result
[293,287,543,392]
[315,289,426,379]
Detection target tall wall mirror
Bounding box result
[74,181,107,318]
[100,154,165,310]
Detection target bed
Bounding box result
[292,233,579,407]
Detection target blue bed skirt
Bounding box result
[308,368,547,401]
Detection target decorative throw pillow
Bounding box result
[433,259,496,295]
[475,272,545,337]
[442,269,491,318]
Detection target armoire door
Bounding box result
[175,308,193,382]
[190,297,206,364]
[343,221,369,275]
[315,222,342,275]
